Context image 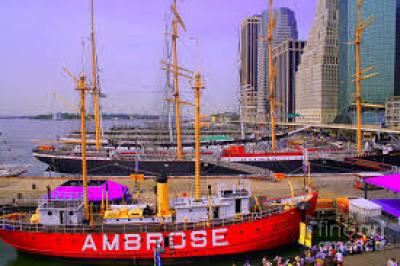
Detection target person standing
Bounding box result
[335,251,343,266]
[262,257,272,266]
[387,257,397,266]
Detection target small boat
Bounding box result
[0,164,30,177]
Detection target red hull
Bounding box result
[0,193,317,260]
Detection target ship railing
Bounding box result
[0,206,284,233]
[0,198,40,208]
[116,153,195,161]
[41,192,85,202]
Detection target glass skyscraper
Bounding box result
[240,16,262,124]
[256,8,298,122]
[338,0,400,124]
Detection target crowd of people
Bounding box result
[237,233,394,266]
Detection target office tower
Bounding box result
[295,0,339,123]
[240,16,261,124]
[256,8,298,122]
[385,96,400,128]
[272,39,306,122]
[338,0,400,124]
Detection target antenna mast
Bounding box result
[91,0,102,151]
[354,0,378,155]
[268,0,277,151]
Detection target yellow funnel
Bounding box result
[157,175,171,218]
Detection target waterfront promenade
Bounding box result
[344,246,400,265]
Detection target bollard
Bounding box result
[47,185,51,201]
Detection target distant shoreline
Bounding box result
[0,114,161,120]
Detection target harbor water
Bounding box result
[0,119,147,176]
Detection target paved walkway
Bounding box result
[344,247,400,265]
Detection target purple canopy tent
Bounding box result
[371,199,400,218]
[365,174,400,193]
[365,174,400,218]
[46,180,129,202]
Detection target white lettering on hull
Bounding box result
[82,234,97,251]
[124,234,141,250]
[191,231,207,248]
[81,228,229,251]
[103,234,120,250]
[146,233,163,250]
[212,228,228,247]
[169,232,186,249]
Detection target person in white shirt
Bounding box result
[335,252,343,266]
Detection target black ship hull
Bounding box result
[34,154,247,176]
[242,158,381,174]
[33,152,386,176]
[358,151,400,166]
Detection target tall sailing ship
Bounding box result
[32,0,397,177]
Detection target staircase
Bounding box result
[202,156,272,176]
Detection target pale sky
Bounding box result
[0,0,316,115]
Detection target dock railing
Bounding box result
[0,205,284,234]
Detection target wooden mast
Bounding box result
[63,42,90,220]
[268,0,277,151]
[63,63,90,221]
[91,0,102,151]
[355,0,362,155]
[78,75,90,220]
[63,68,91,221]
[172,0,183,160]
[354,0,377,155]
[193,72,204,201]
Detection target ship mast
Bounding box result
[63,66,91,221]
[193,72,204,201]
[164,17,174,143]
[268,0,276,151]
[79,75,90,221]
[171,0,186,160]
[354,0,377,155]
[91,0,102,151]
